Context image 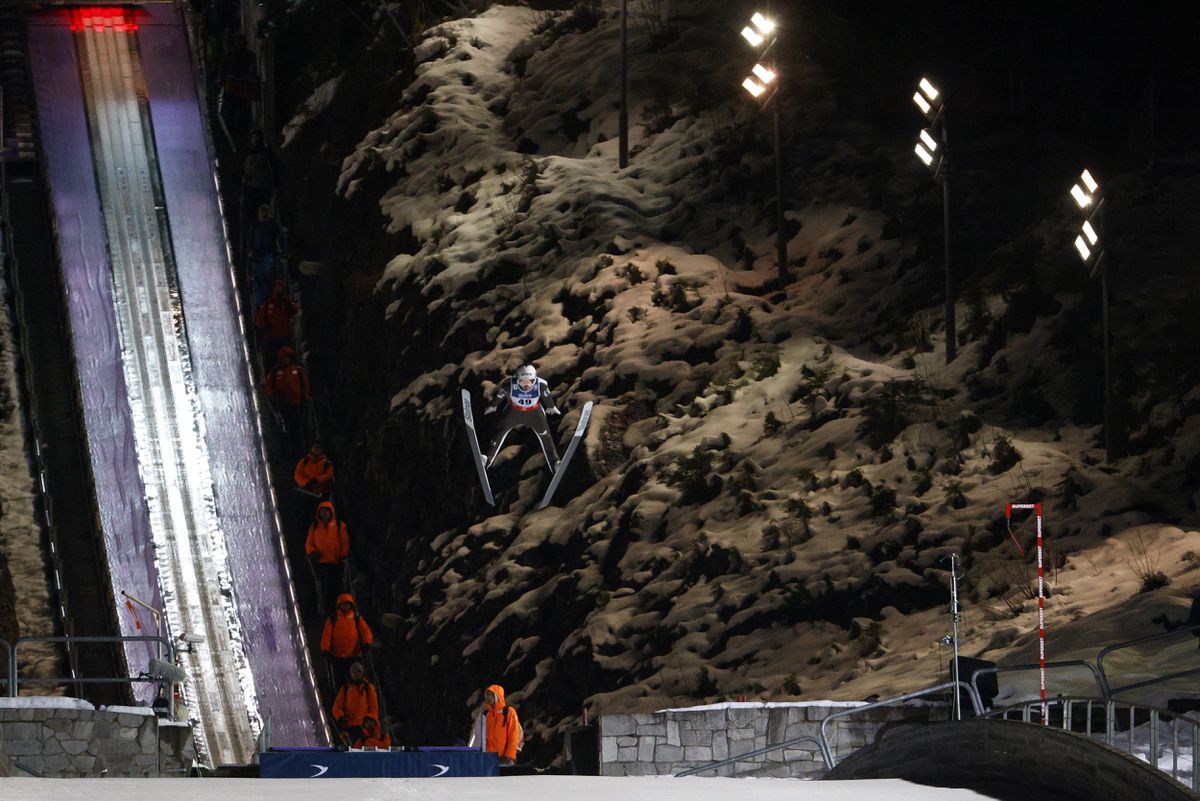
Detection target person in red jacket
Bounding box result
[255,280,297,357]
[481,683,521,766]
[305,501,349,615]
[353,715,391,750]
[320,593,373,687]
[265,345,310,458]
[332,662,379,745]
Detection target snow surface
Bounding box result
[0,696,93,710]
[0,777,996,801]
[100,705,157,716]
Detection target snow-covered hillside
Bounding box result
[274,0,1200,758]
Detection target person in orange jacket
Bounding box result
[479,684,521,765]
[320,593,373,687]
[294,442,334,497]
[265,345,310,458]
[352,715,391,750]
[332,662,378,744]
[254,279,297,357]
[305,501,349,615]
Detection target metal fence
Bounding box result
[985,696,1199,792]
[7,635,173,700]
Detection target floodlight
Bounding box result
[751,13,775,35]
[1081,219,1098,245]
[912,91,932,115]
[1074,235,1091,262]
[742,77,765,98]
[741,13,775,47]
[741,26,764,46]
[919,128,939,152]
[915,142,935,166]
[919,78,940,101]
[1080,169,1098,194]
[751,63,776,84]
[1070,183,1091,208]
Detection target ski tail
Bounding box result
[538,401,593,510]
[461,389,495,505]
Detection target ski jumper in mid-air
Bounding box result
[483,365,561,472]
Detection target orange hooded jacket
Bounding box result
[294,448,334,494]
[332,676,379,728]
[305,501,349,564]
[266,346,310,407]
[484,683,521,762]
[320,594,374,658]
[353,718,391,749]
[255,281,297,340]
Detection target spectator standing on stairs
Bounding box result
[265,345,309,459]
[240,128,276,229]
[246,203,284,311]
[320,594,374,688]
[305,500,349,616]
[331,661,378,746]
[353,715,390,749]
[255,279,297,357]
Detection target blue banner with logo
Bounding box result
[261,748,499,778]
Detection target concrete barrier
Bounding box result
[599,701,944,778]
[0,698,194,777]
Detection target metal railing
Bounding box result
[985,696,1199,792]
[970,659,1108,703]
[821,681,983,767]
[675,735,830,777]
[8,635,173,699]
[1098,624,1200,698]
[0,637,11,694]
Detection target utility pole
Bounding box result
[618,0,628,169]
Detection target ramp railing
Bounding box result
[985,696,1198,792]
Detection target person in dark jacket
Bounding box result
[246,204,284,311]
[240,128,276,228]
[482,364,561,472]
[218,32,257,147]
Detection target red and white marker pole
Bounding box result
[1006,502,1047,725]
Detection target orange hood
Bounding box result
[485,683,507,710]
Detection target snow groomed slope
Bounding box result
[27,3,326,764]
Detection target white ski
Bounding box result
[538,401,593,510]
[461,389,495,506]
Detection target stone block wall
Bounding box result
[0,698,195,777]
[599,701,946,778]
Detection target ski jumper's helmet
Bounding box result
[516,365,537,382]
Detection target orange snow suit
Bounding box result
[305,501,349,564]
[265,346,310,407]
[353,719,391,749]
[484,683,521,762]
[255,281,297,340]
[332,678,379,729]
[320,594,374,658]
[294,448,334,494]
